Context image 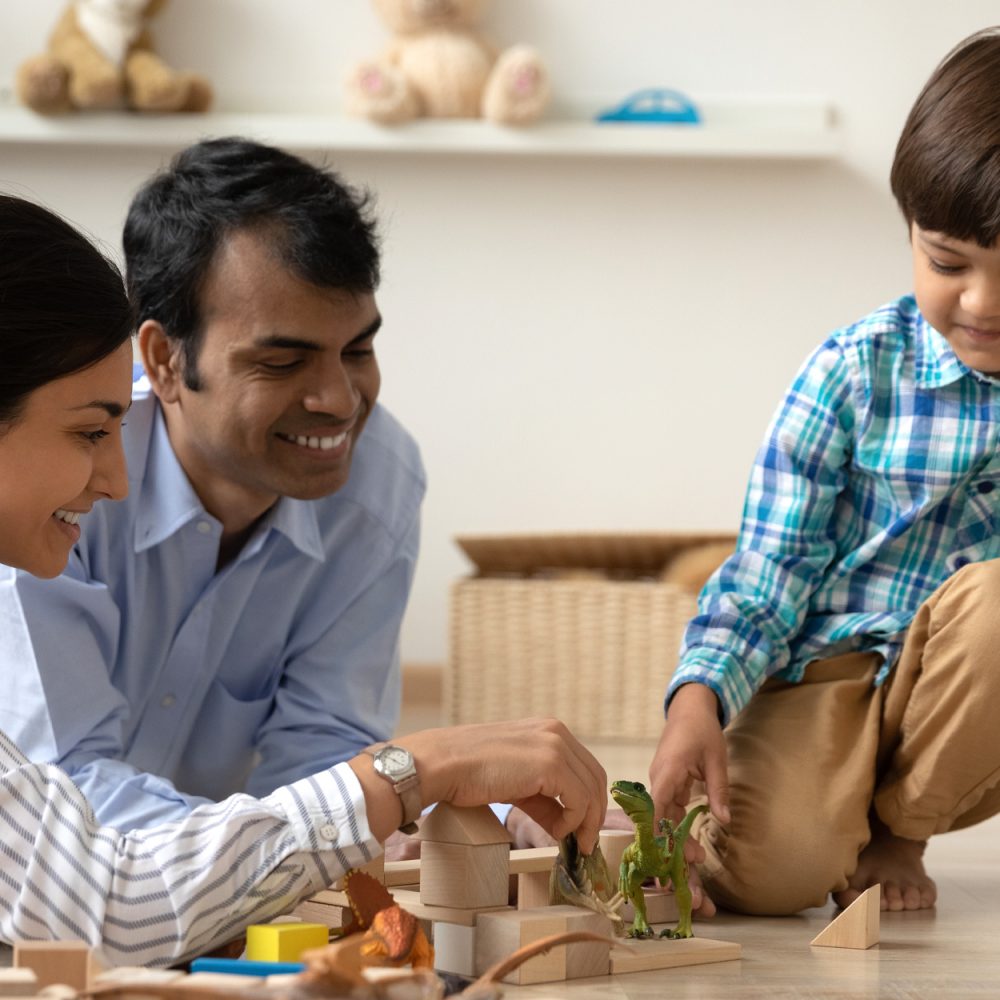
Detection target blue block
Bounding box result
[190,957,305,976]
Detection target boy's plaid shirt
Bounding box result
[671,295,1000,724]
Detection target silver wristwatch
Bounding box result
[364,743,421,834]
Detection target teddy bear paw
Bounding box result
[344,60,420,124]
[67,64,124,110]
[482,45,550,124]
[16,55,71,114]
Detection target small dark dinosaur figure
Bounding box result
[610,779,708,939]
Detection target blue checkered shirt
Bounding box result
[670,294,1000,725]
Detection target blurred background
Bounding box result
[0,1,995,677]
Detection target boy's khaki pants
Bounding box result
[693,558,1000,915]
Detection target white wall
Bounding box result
[1,2,996,662]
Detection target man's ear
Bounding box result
[137,320,183,403]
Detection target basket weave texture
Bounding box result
[446,532,735,742]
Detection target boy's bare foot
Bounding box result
[833,817,936,911]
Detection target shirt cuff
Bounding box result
[265,763,381,868]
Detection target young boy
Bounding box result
[649,26,1000,916]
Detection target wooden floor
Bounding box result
[398,686,1000,999]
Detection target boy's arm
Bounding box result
[651,339,855,816]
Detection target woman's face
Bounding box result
[0,342,132,577]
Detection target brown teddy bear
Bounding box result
[344,0,550,125]
[16,0,212,115]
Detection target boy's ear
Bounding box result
[137,320,183,403]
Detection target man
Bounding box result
[0,137,425,829]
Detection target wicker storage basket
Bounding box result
[446,532,735,742]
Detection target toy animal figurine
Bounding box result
[550,831,626,933]
[16,0,212,115]
[344,0,550,125]
[610,780,708,939]
[328,869,434,969]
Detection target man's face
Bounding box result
[912,222,1000,377]
[153,229,381,526]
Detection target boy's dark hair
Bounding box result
[0,195,134,429]
[123,137,381,390]
[891,27,1000,246]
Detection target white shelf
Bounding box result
[0,98,838,160]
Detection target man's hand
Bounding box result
[383,827,421,861]
[506,804,633,849]
[649,683,731,826]
[384,718,607,854]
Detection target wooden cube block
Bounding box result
[244,923,329,962]
[0,969,38,997]
[621,887,679,926]
[13,940,93,991]
[420,842,510,909]
[598,830,633,887]
[331,855,385,890]
[432,922,477,976]
[474,905,612,985]
[516,869,552,909]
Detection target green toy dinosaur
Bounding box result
[609,779,708,939]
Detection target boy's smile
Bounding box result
[912,223,1000,376]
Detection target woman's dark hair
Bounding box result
[0,195,134,428]
[891,27,1000,245]
[123,137,380,390]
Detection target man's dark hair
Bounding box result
[123,137,381,389]
[891,27,1000,246]
[0,195,134,429]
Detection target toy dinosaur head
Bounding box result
[609,780,655,823]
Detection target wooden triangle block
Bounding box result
[810,884,880,949]
[417,803,512,845]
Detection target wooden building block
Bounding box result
[517,869,552,909]
[417,804,512,847]
[621,887,680,925]
[598,830,633,889]
[245,923,329,962]
[420,841,510,909]
[432,922,477,976]
[13,940,94,991]
[0,969,39,996]
[93,968,185,986]
[810,884,880,950]
[390,888,512,927]
[384,858,421,888]
[475,905,612,985]
[508,847,558,874]
[331,854,385,890]
[289,898,345,929]
[179,973,264,989]
[609,935,741,974]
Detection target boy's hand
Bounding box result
[648,683,731,827]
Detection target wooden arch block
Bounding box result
[810,884,880,950]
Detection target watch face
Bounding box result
[376,745,414,777]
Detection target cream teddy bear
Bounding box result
[344,0,550,125]
[17,0,212,115]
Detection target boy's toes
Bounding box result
[882,881,905,911]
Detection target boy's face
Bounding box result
[912,222,1000,377]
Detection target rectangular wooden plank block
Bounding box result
[0,969,39,996]
[609,935,741,974]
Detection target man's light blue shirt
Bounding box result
[672,295,1000,725]
[0,383,425,829]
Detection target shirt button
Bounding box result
[955,557,970,569]
[197,521,212,534]
[977,481,995,494]
[319,824,339,844]
[161,694,176,708]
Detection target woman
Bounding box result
[0,195,607,966]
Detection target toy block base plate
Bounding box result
[609,935,741,974]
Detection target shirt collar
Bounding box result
[134,404,325,562]
[914,311,972,389]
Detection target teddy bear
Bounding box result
[16,0,212,115]
[344,0,550,125]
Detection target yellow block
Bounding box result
[245,923,329,962]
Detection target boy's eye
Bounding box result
[928,257,964,275]
[81,429,109,443]
[259,360,302,373]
